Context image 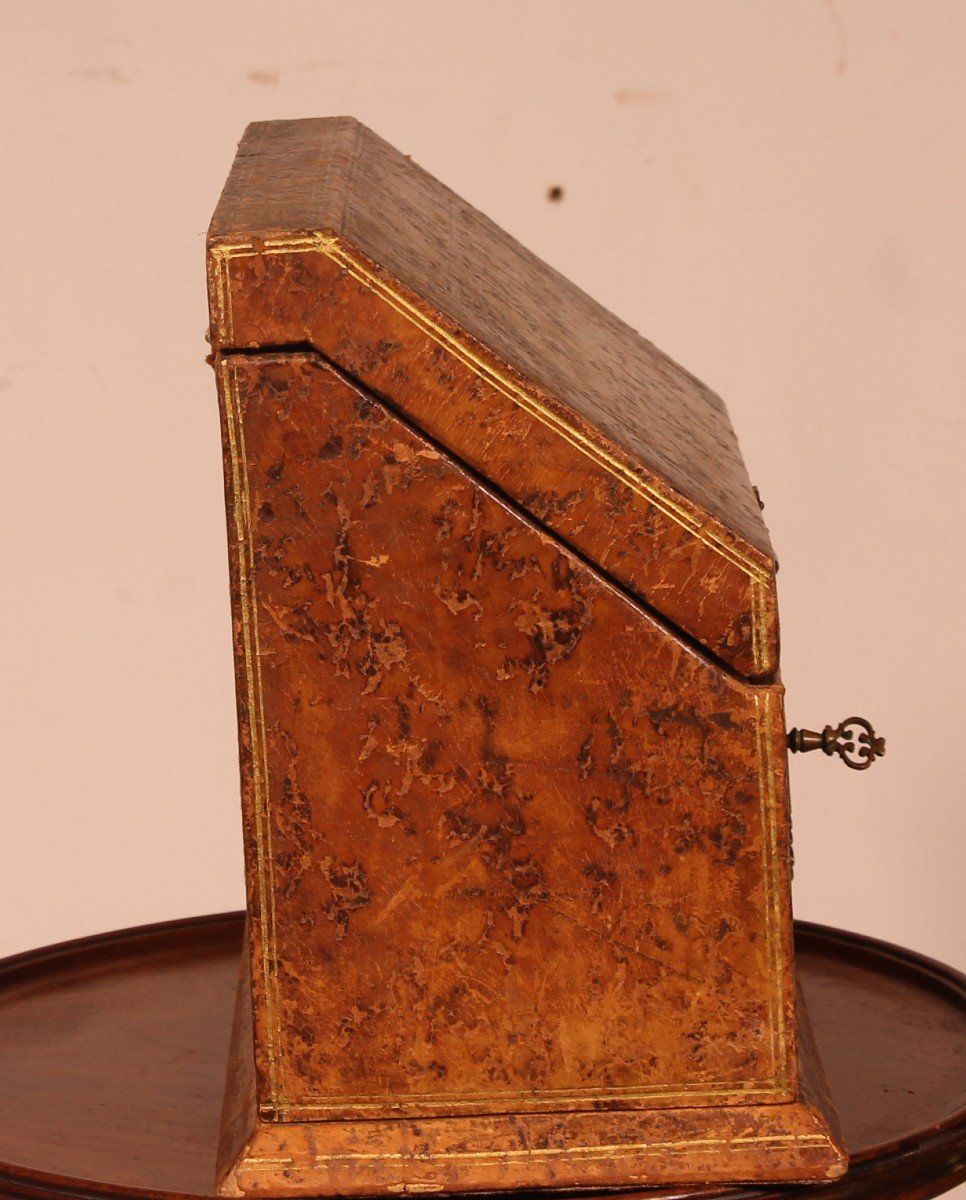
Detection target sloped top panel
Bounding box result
[208,117,778,677]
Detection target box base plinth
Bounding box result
[216,955,846,1197]
[219,1100,844,1197]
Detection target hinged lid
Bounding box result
[208,116,778,680]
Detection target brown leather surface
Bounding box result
[217,352,795,1126]
[204,119,832,1193]
[228,1079,842,1196]
[208,117,778,678]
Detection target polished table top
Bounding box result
[0,914,963,1200]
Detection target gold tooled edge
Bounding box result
[240,1132,833,1170]
[220,357,285,1098]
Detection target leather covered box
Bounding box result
[206,117,847,1196]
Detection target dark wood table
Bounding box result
[0,914,962,1200]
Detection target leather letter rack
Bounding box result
[207,117,847,1196]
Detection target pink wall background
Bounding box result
[1,0,962,1167]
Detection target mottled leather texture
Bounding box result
[209,117,779,679]
[207,119,846,1194]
